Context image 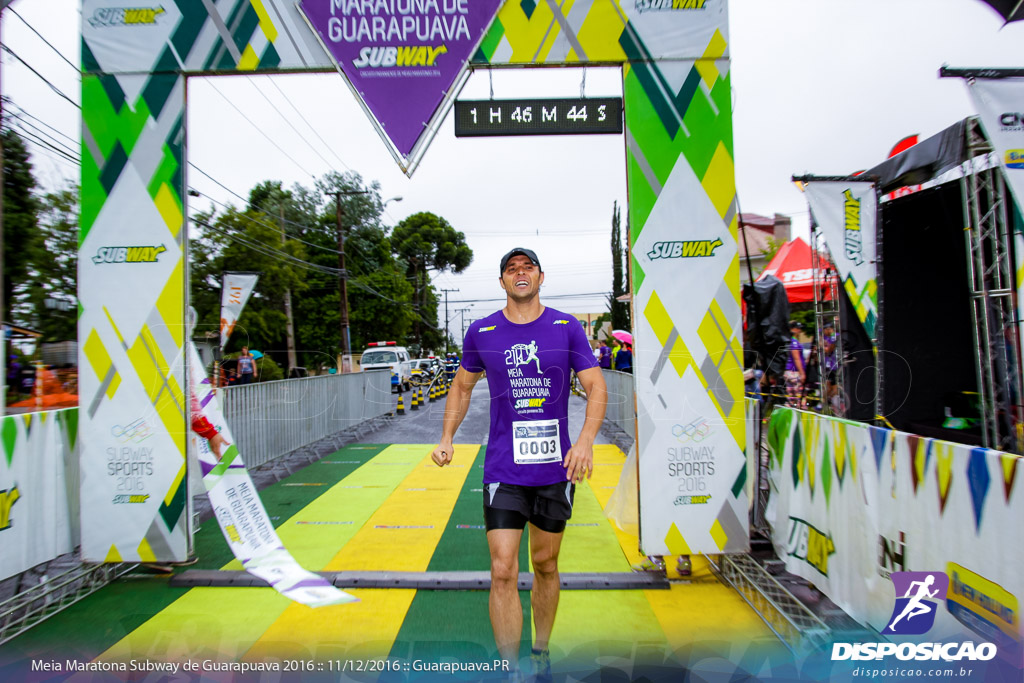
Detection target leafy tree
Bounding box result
[1,127,41,323]
[609,201,630,332]
[22,184,78,341]
[390,212,472,349]
[188,205,309,355]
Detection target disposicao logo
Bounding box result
[1006,149,1024,170]
[93,245,166,264]
[884,571,949,635]
[647,239,722,260]
[832,570,998,662]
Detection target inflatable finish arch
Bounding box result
[78,0,745,562]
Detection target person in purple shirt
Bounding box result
[597,339,612,369]
[785,321,806,407]
[432,247,607,681]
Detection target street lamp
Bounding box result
[383,196,404,209]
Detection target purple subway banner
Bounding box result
[299,0,502,157]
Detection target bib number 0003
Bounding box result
[512,419,562,465]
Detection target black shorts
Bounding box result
[483,482,575,534]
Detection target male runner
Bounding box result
[432,248,607,681]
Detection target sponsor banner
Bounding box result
[188,343,356,608]
[631,75,747,555]
[767,408,1024,665]
[298,0,502,168]
[220,272,259,349]
[78,71,190,562]
[967,77,1024,212]
[0,410,78,581]
[804,181,879,338]
[81,0,333,76]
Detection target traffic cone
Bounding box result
[418,387,425,405]
[429,385,436,402]
[410,388,419,411]
[396,394,405,415]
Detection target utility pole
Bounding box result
[440,288,459,354]
[330,189,368,372]
[457,307,471,343]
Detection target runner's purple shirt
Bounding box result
[461,307,598,487]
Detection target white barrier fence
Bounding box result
[218,370,392,469]
[766,407,1023,664]
[0,371,391,584]
[602,369,636,442]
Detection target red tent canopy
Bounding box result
[757,237,836,303]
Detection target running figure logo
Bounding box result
[883,571,949,635]
[506,340,543,374]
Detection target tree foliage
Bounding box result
[390,212,472,350]
[23,184,79,341]
[609,201,631,332]
[1,127,41,323]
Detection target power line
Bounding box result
[205,80,316,179]
[265,76,351,172]
[193,218,344,277]
[190,187,344,256]
[0,44,79,109]
[3,97,77,146]
[8,7,79,72]
[8,121,80,164]
[246,76,338,171]
[7,113,79,160]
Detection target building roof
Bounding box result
[737,214,775,259]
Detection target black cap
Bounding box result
[789,320,804,330]
[500,248,541,274]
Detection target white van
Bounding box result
[359,341,413,393]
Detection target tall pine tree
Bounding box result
[609,201,630,332]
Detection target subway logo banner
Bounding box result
[803,180,878,339]
[80,0,741,560]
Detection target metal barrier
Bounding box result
[601,369,636,442]
[219,370,392,469]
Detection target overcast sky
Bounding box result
[2,0,1022,326]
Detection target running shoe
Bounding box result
[530,648,552,683]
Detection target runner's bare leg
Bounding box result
[529,523,564,652]
[488,528,525,665]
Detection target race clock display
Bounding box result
[454,98,623,137]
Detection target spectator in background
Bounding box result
[785,322,806,407]
[616,342,633,374]
[237,346,257,385]
[597,339,612,369]
[821,321,839,410]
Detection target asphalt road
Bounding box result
[371,382,618,448]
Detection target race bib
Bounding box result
[513,419,562,465]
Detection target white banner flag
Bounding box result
[188,343,357,608]
[968,77,1024,213]
[804,181,879,339]
[219,273,259,349]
